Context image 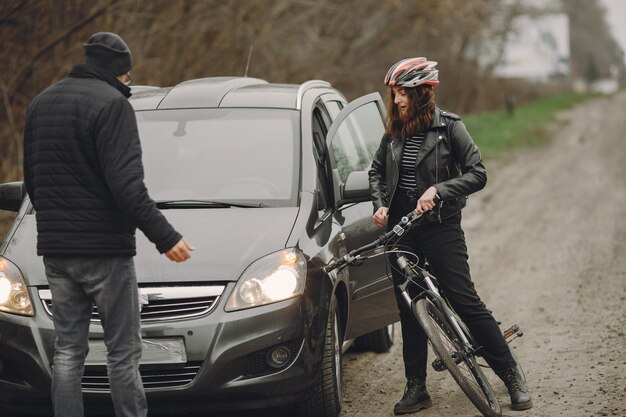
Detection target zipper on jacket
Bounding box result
[389,141,400,207]
[435,140,441,222]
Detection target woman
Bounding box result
[368,57,532,415]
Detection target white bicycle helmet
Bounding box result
[384,57,439,88]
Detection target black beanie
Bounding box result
[84,32,133,76]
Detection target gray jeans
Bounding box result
[43,256,147,417]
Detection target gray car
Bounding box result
[0,77,399,416]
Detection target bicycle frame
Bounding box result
[394,253,478,357]
[324,210,521,417]
[324,211,482,357]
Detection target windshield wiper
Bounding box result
[156,199,265,209]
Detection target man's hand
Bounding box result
[415,186,439,214]
[373,207,389,228]
[165,238,195,262]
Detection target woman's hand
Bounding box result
[415,186,439,214]
[373,207,389,227]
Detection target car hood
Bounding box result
[4,208,299,286]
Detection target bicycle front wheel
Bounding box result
[415,298,501,417]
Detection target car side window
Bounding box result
[312,104,333,210]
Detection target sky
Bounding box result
[601,0,626,64]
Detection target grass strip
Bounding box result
[463,92,592,159]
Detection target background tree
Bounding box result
[0,0,623,189]
[561,0,626,84]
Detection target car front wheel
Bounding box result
[300,296,342,417]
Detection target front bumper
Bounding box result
[0,282,326,414]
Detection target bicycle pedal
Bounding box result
[502,324,522,338]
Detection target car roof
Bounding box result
[129,77,336,111]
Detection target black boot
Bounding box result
[497,368,533,411]
[393,377,433,415]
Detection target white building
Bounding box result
[493,13,570,82]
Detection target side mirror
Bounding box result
[0,182,26,212]
[338,171,371,206]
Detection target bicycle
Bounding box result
[324,210,525,417]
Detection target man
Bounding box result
[23,32,193,417]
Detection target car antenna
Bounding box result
[244,43,254,77]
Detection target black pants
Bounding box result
[388,192,516,379]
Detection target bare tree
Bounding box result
[3,0,607,188]
[561,0,626,83]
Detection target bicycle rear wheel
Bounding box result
[415,298,501,417]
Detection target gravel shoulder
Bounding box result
[340,91,626,417]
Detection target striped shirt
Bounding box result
[398,133,426,191]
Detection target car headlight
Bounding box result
[225,248,306,311]
[0,256,34,316]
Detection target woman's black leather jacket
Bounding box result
[368,107,487,221]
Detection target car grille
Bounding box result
[38,285,225,323]
[82,362,202,391]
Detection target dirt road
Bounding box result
[340,91,626,417]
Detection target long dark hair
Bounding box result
[385,85,435,139]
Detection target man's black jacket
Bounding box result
[368,107,487,221]
[23,64,181,256]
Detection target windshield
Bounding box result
[136,108,300,207]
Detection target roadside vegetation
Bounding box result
[464,92,592,159]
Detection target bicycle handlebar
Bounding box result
[324,210,422,273]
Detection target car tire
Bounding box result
[354,323,395,353]
[300,296,342,417]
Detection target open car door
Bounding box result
[325,92,386,206]
[325,92,398,341]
